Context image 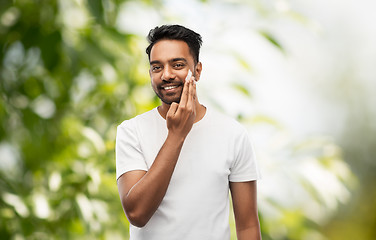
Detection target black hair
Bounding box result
[146,25,203,64]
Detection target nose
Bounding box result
[161,66,175,81]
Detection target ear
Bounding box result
[194,62,203,82]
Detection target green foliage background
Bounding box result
[0,0,149,238]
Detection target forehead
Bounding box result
[150,39,193,63]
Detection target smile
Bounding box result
[163,85,179,90]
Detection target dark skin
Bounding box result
[117,39,261,239]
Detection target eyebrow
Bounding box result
[150,58,188,65]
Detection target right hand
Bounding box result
[166,77,197,139]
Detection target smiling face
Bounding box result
[149,39,201,105]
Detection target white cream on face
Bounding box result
[185,69,192,82]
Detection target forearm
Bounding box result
[230,181,261,240]
[122,133,185,227]
[237,224,262,240]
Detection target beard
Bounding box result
[152,82,184,105]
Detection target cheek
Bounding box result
[151,81,158,90]
[152,72,163,80]
[150,78,157,90]
[150,74,159,85]
[178,72,188,83]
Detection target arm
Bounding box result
[230,181,261,240]
[117,78,196,227]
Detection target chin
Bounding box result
[162,97,181,105]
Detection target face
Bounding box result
[149,39,201,105]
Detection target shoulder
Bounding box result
[118,108,158,130]
[207,108,248,135]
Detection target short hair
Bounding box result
[146,25,203,64]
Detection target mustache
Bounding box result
[158,80,183,89]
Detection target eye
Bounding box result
[151,65,161,72]
[174,63,185,68]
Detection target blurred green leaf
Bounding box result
[87,0,105,24]
[259,31,284,52]
[231,82,252,97]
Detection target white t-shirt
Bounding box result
[116,107,260,240]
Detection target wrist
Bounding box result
[166,132,186,145]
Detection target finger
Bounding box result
[193,75,198,85]
[186,79,196,110]
[190,76,197,100]
[179,78,190,107]
[192,77,197,101]
[167,102,179,119]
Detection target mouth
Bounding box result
[155,83,183,104]
[160,84,182,92]
[163,85,179,90]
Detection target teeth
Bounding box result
[164,86,178,90]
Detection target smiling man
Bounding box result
[116,25,261,240]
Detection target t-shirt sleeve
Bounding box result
[229,130,261,182]
[116,120,148,180]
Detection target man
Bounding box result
[116,24,261,240]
